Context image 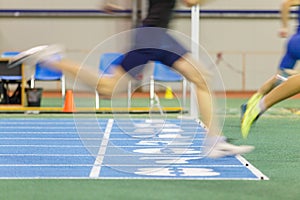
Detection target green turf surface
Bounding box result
[1,97,300,200]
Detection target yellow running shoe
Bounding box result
[247,93,263,106]
[241,93,263,138]
[240,93,263,120]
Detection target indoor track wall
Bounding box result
[0,0,294,91]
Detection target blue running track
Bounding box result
[0,118,268,180]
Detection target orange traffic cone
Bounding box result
[63,90,76,112]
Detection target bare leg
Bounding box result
[263,73,300,109]
[49,59,128,96]
[173,53,254,157]
[241,70,289,120]
[241,72,300,138]
[257,75,278,95]
[172,53,215,133]
[256,69,297,95]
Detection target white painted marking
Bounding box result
[161,128,183,133]
[158,134,189,139]
[89,119,114,178]
[236,155,269,180]
[133,148,200,154]
[135,167,219,177]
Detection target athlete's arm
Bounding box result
[182,0,215,7]
[102,0,125,13]
[279,0,300,37]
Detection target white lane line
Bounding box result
[89,119,114,178]
[236,155,269,180]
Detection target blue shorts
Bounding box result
[279,33,300,70]
[121,27,188,77]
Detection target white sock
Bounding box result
[259,97,266,113]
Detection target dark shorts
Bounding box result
[121,27,188,77]
[279,33,300,70]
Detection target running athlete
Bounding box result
[10,0,254,158]
[241,0,300,138]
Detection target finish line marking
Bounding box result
[89,119,114,178]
